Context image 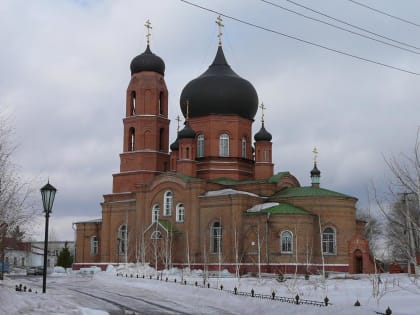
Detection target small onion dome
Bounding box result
[178,122,196,139]
[180,46,258,119]
[310,162,321,186]
[310,163,321,177]
[170,134,179,151]
[130,45,165,76]
[254,123,272,142]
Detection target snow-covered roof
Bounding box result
[203,189,260,197]
[245,202,279,213]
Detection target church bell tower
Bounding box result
[113,20,170,193]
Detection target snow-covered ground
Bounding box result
[1,264,419,314]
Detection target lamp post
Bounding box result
[40,181,57,293]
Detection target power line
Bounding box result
[260,0,420,55]
[284,0,420,51]
[347,0,420,28]
[180,0,420,76]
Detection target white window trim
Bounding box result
[210,222,222,254]
[322,227,337,255]
[219,134,229,157]
[163,191,173,216]
[176,203,185,223]
[280,230,293,254]
[197,134,205,158]
[118,225,127,256]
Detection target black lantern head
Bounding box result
[40,181,57,214]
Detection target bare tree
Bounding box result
[375,128,420,273]
[0,112,35,273]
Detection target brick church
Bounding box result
[74,19,373,274]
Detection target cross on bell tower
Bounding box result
[216,15,224,46]
[145,19,152,45]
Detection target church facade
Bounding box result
[74,22,373,275]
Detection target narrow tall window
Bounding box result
[210,222,222,253]
[158,91,164,115]
[263,150,268,161]
[118,225,127,255]
[176,203,185,222]
[91,236,99,256]
[131,91,136,115]
[129,127,135,151]
[322,227,336,255]
[163,191,173,216]
[197,134,204,158]
[241,136,247,158]
[159,128,164,151]
[152,204,160,223]
[219,133,229,157]
[280,231,293,254]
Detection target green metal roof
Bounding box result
[244,202,312,216]
[158,220,179,232]
[267,172,290,183]
[272,186,355,199]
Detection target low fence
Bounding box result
[116,273,329,307]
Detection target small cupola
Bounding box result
[130,20,165,76]
[254,103,272,141]
[170,134,179,151]
[178,121,196,139]
[254,123,272,142]
[310,147,321,187]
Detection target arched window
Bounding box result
[176,203,185,222]
[210,221,222,253]
[131,91,136,115]
[241,136,247,158]
[280,231,293,254]
[322,227,336,255]
[152,204,160,223]
[118,225,127,255]
[163,191,173,216]
[197,134,204,158]
[129,127,135,151]
[219,133,229,157]
[151,231,162,239]
[91,236,99,256]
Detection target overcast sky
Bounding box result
[1,0,419,241]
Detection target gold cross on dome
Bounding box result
[216,15,224,46]
[176,115,181,132]
[259,102,266,123]
[145,19,152,45]
[312,146,318,164]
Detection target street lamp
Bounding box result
[40,181,57,293]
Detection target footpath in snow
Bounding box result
[0,264,419,315]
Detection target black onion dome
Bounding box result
[180,46,258,119]
[130,45,165,75]
[178,122,196,139]
[254,123,272,141]
[170,134,179,151]
[310,163,321,177]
